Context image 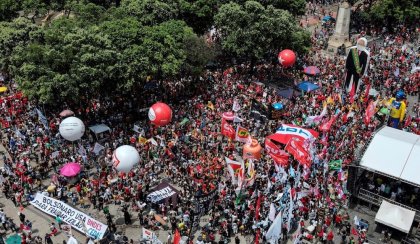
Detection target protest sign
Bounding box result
[192,189,218,228]
[142,228,162,244]
[146,182,179,206]
[30,193,107,239]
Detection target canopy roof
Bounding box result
[360,126,420,186]
[89,124,111,134]
[375,200,415,233]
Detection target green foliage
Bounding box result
[215,1,310,62]
[1,0,311,104]
[178,0,219,34]
[137,20,194,78]
[121,0,179,26]
[21,0,49,18]
[99,17,142,50]
[71,2,106,24]
[10,19,119,103]
[0,0,20,21]
[368,0,420,26]
[260,0,306,16]
[183,35,218,76]
[0,18,38,74]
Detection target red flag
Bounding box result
[349,82,355,104]
[351,227,359,236]
[404,115,412,128]
[285,137,311,168]
[254,193,263,244]
[267,124,319,145]
[363,82,371,103]
[270,153,289,167]
[319,114,338,132]
[173,229,181,244]
[364,100,376,125]
[265,138,289,166]
[221,118,235,139]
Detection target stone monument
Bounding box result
[327,2,352,55]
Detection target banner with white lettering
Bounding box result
[267,124,319,145]
[146,181,179,206]
[192,189,218,228]
[30,193,107,239]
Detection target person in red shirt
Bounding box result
[335,214,342,227]
[327,230,334,243]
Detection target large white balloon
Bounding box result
[112,145,140,173]
[59,117,85,141]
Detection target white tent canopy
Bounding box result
[89,124,111,134]
[360,126,420,186]
[375,200,415,233]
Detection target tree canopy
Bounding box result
[0,0,310,104]
[215,1,310,62]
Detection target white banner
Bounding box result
[30,193,107,239]
[142,228,162,244]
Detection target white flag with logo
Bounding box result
[265,211,282,242]
[232,99,241,112]
[93,143,105,155]
[142,228,162,244]
[225,157,244,185]
[269,203,276,221]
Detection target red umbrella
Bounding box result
[303,66,321,75]
[59,109,74,117]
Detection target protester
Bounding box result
[0,4,419,244]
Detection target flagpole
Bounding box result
[188,202,196,243]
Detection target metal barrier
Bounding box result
[401,237,416,244]
[357,188,420,223]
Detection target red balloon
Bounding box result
[148,102,172,126]
[278,49,296,68]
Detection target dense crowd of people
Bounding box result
[0,4,419,244]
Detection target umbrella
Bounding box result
[297,82,320,92]
[0,86,7,93]
[6,234,22,244]
[303,66,321,75]
[60,163,81,177]
[272,103,283,110]
[59,109,74,117]
[322,16,335,22]
[276,88,297,99]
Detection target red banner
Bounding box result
[265,138,289,166]
[221,118,235,139]
[254,193,263,244]
[173,229,181,244]
[364,100,376,125]
[319,114,338,132]
[285,137,311,168]
[267,124,319,145]
[363,82,371,104]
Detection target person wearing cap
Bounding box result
[344,37,370,93]
[387,90,407,128]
